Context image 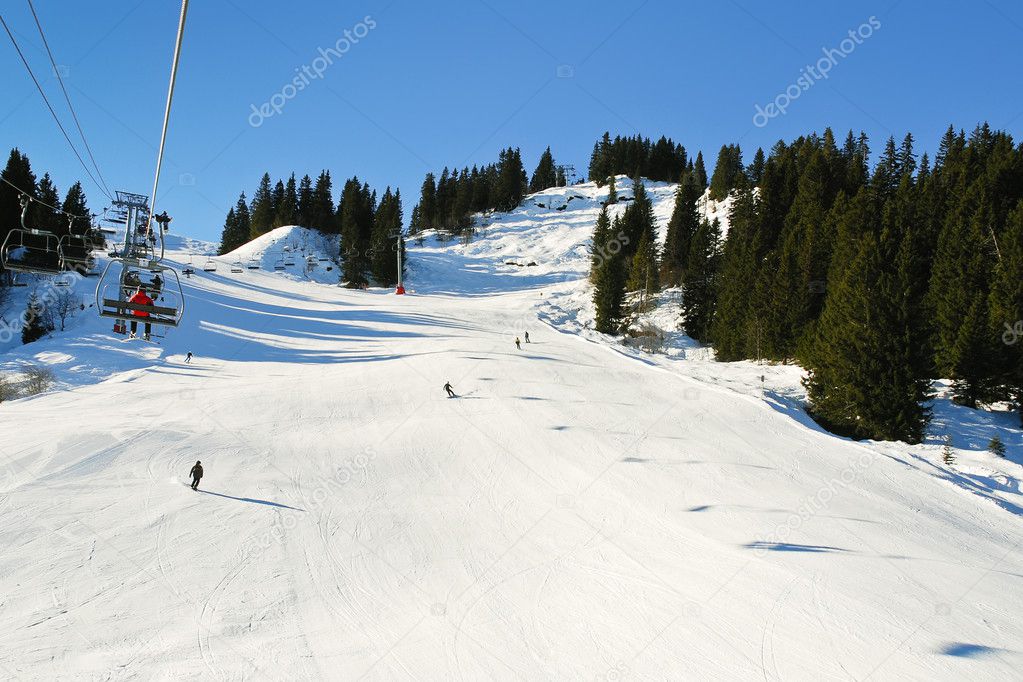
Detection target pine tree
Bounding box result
[804,230,929,442]
[989,202,1023,424]
[929,187,999,407]
[249,173,274,237]
[297,174,314,226]
[747,148,766,184]
[988,435,1006,457]
[694,151,708,189]
[661,172,702,285]
[338,177,375,286]
[590,205,612,282]
[710,180,760,359]
[35,173,61,232]
[60,181,90,239]
[270,179,285,227]
[418,173,437,230]
[311,171,335,233]
[709,144,743,200]
[22,292,53,344]
[593,215,628,334]
[218,208,237,256]
[275,173,298,227]
[370,187,404,285]
[681,218,722,342]
[606,175,618,205]
[529,146,558,193]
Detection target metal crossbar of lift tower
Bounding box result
[112,191,150,208]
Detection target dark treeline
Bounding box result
[588,132,693,185]
[1,148,93,260]
[408,146,566,238]
[219,171,404,287]
[591,125,1023,442]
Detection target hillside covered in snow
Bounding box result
[1,178,1021,680]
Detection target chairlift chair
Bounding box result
[273,258,286,271]
[202,258,217,272]
[231,260,243,273]
[58,233,94,273]
[247,256,261,269]
[284,256,295,267]
[1,229,62,275]
[96,260,184,329]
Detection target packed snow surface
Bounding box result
[1,180,1020,680]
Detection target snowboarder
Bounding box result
[515,337,521,350]
[128,286,153,341]
[185,352,193,364]
[189,461,203,490]
[443,381,456,398]
[524,331,530,343]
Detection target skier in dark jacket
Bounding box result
[189,461,203,490]
[443,381,456,398]
[515,337,521,350]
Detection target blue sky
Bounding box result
[2,0,1022,242]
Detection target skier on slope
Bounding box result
[515,337,521,350]
[129,286,153,341]
[443,381,456,398]
[189,461,203,490]
[524,331,530,343]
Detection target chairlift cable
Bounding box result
[146,0,189,237]
[26,0,113,200]
[0,11,113,202]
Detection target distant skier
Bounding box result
[185,351,193,364]
[524,331,530,343]
[443,381,456,398]
[129,286,153,341]
[189,460,203,490]
[515,337,521,350]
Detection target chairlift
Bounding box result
[306,255,318,268]
[1,196,62,275]
[96,260,184,329]
[58,233,94,273]
[53,273,73,288]
[273,258,286,271]
[284,256,295,267]
[247,256,261,269]
[202,258,217,272]
[231,260,243,273]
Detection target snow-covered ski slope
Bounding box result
[1,181,1021,680]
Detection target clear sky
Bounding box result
[2,0,1022,242]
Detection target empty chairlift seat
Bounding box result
[1,229,63,275]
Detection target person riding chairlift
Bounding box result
[129,286,153,340]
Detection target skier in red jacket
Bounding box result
[129,286,153,340]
